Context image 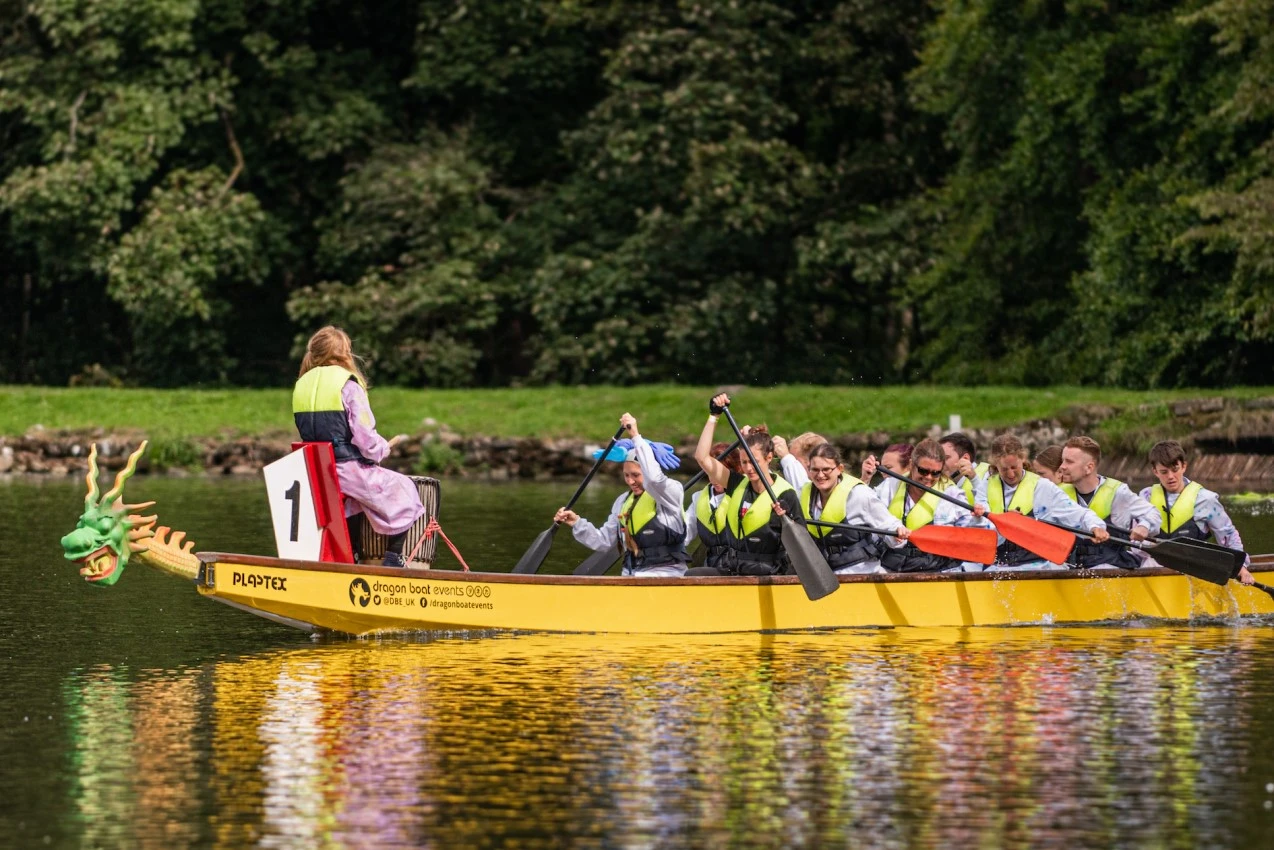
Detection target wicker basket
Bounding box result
[358,476,441,568]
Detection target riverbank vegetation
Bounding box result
[5,385,1272,442]
[2,1,1273,390]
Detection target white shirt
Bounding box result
[1137,478,1248,566]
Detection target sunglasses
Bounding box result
[915,465,943,478]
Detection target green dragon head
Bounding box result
[61,442,155,586]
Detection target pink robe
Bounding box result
[336,381,424,535]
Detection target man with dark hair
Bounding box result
[939,432,989,505]
[1058,436,1160,568]
[1140,440,1254,584]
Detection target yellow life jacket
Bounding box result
[1059,477,1122,520]
[800,474,865,538]
[1149,481,1202,534]
[987,471,1040,515]
[292,365,369,462]
[727,475,794,538]
[958,462,991,504]
[888,482,941,530]
[694,487,730,535]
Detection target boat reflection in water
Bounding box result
[62,627,1274,848]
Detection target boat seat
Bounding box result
[290,442,355,564]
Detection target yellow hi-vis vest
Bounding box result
[800,475,865,538]
[987,471,1040,515]
[726,475,794,538]
[292,365,368,462]
[958,462,991,504]
[888,482,941,530]
[694,487,730,536]
[1060,477,1122,520]
[1149,481,1203,533]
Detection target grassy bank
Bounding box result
[3,384,1272,442]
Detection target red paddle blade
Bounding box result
[909,526,999,564]
[990,512,1075,564]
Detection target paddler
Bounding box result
[693,393,804,576]
[683,441,741,573]
[859,442,912,483]
[864,439,981,573]
[979,434,1107,570]
[939,432,990,505]
[292,326,423,567]
[801,442,909,574]
[773,431,828,490]
[554,413,689,577]
[1138,440,1254,584]
[1057,436,1160,569]
[1031,445,1063,484]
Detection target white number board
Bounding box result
[263,449,322,560]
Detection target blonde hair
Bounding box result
[990,434,1029,462]
[789,432,828,460]
[299,326,368,386]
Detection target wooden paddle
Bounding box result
[572,440,742,577]
[875,466,1078,563]
[721,407,839,601]
[801,518,998,564]
[512,425,627,575]
[1034,519,1237,586]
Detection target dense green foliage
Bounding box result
[2,0,1271,388]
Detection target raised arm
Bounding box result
[695,393,733,489]
[623,413,684,518]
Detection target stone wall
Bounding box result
[4,395,1273,485]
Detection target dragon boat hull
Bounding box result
[195,552,1274,635]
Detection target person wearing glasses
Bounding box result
[694,393,804,576]
[799,443,910,574]
[981,434,1108,570]
[869,439,982,572]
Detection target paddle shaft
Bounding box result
[803,518,902,538]
[512,425,628,574]
[563,425,628,513]
[683,439,743,493]
[720,407,840,601]
[876,465,976,511]
[721,409,785,508]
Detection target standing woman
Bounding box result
[867,439,978,573]
[693,393,804,577]
[293,326,423,567]
[684,441,740,573]
[801,443,910,574]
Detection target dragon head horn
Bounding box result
[101,441,149,506]
[84,444,101,509]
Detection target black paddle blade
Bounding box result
[1144,539,1234,586]
[779,515,840,601]
[1164,537,1246,576]
[573,547,620,576]
[511,524,559,574]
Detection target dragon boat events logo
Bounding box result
[348,577,372,608]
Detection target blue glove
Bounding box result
[592,438,681,470]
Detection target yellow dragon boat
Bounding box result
[195,551,1274,634]
[62,442,1274,636]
